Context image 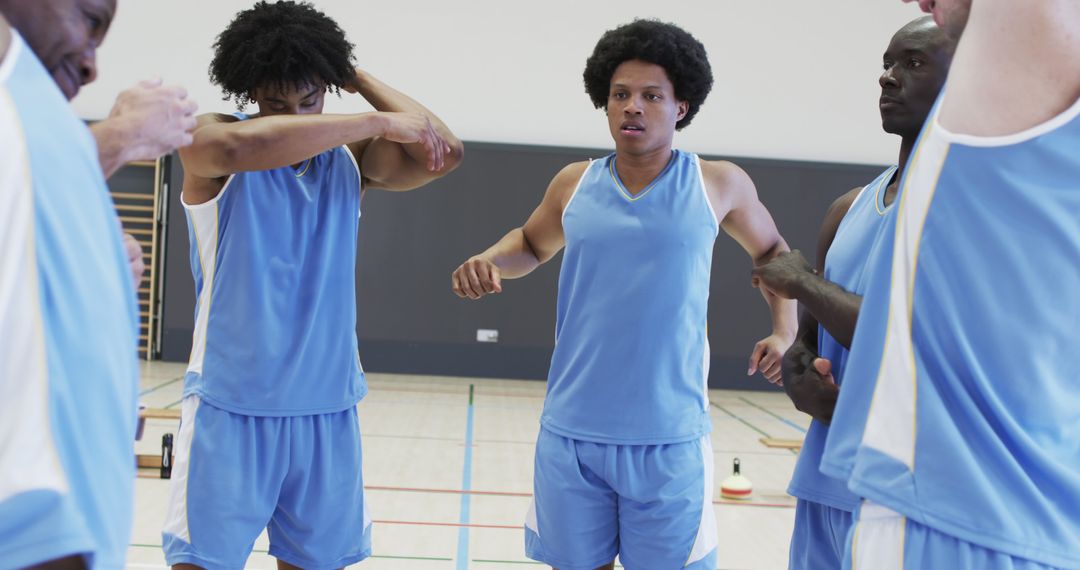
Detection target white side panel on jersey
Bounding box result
[685,435,718,564]
[162,395,202,542]
[0,75,70,502]
[184,199,221,376]
[851,501,906,570]
[861,123,951,469]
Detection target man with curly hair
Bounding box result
[451,19,795,570]
[161,2,462,569]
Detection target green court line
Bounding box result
[372,554,454,562]
[737,396,808,434]
[163,398,183,409]
[709,400,772,438]
[129,543,452,561]
[139,376,183,397]
[713,399,799,455]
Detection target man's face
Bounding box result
[251,82,326,117]
[879,21,953,136]
[605,59,688,155]
[3,0,116,100]
[906,0,972,39]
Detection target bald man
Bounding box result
[819,0,1080,567]
[754,17,956,570]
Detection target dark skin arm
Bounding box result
[751,189,865,349]
[770,188,861,423]
[783,309,838,423]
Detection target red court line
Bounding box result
[367,385,546,400]
[713,499,794,509]
[367,387,471,397]
[365,485,794,509]
[366,485,532,498]
[473,438,537,445]
[374,519,520,530]
[469,392,546,400]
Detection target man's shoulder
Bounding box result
[698,157,754,199]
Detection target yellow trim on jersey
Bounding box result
[608,157,665,202]
[872,166,898,217]
[903,145,950,466]
[851,518,862,570]
[295,156,314,178]
[860,120,948,471]
[873,180,888,216]
[3,85,72,495]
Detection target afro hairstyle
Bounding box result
[209,1,357,108]
[583,19,713,130]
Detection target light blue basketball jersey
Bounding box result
[182,115,365,416]
[0,32,139,569]
[787,166,897,513]
[823,95,1080,568]
[543,150,718,445]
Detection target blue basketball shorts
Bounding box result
[161,395,371,570]
[789,498,854,569]
[524,427,718,570]
[844,501,1063,570]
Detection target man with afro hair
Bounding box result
[452,19,796,570]
[161,2,461,569]
[0,0,194,568]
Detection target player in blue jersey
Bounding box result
[818,0,1080,568]
[162,2,462,569]
[451,20,797,570]
[751,17,955,570]
[0,1,196,568]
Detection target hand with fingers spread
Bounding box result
[751,249,815,300]
[452,256,503,300]
[748,332,792,385]
[377,112,452,173]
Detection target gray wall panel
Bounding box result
[160,142,885,391]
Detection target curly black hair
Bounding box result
[583,20,713,130]
[209,1,357,108]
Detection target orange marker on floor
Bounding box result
[720,458,753,500]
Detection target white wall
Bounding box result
[73,0,924,165]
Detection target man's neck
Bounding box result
[885,135,918,207]
[613,146,674,194]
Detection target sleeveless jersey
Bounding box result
[182,114,364,415]
[823,95,1080,567]
[787,166,897,512]
[543,150,719,444]
[0,32,140,569]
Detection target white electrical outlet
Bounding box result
[476,329,499,343]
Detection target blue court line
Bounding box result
[709,400,772,438]
[737,396,807,434]
[139,376,182,397]
[710,399,799,456]
[456,384,476,570]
